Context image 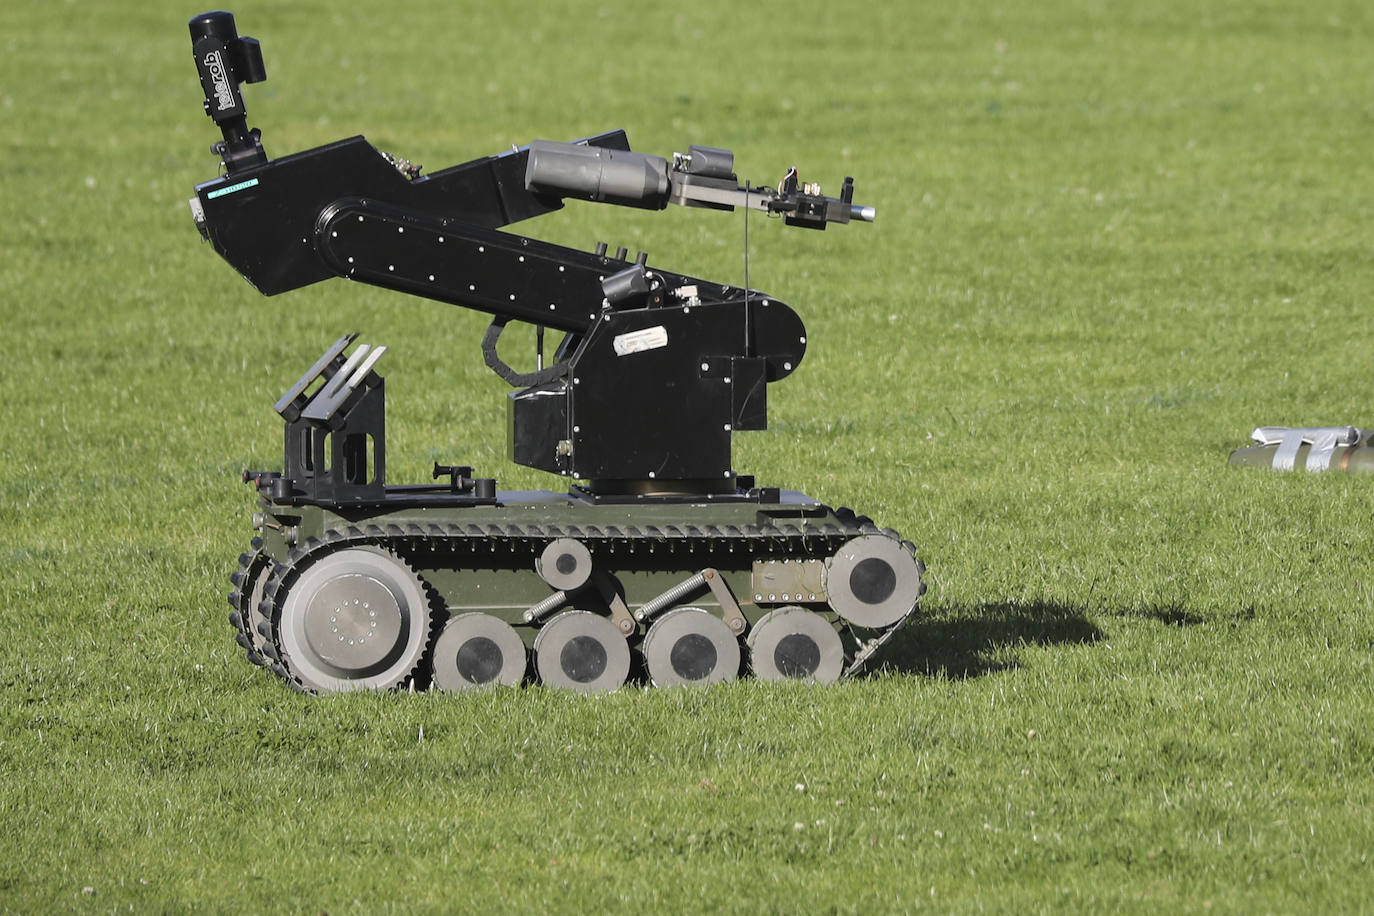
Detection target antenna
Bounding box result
[743,180,751,356]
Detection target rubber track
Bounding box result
[240,505,924,691]
[226,537,269,668]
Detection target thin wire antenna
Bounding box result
[743,179,751,355]
[744,179,750,300]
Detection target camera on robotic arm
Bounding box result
[189,10,268,173]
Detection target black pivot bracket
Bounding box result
[432,463,497,498]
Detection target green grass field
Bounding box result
[3,0,1373,910]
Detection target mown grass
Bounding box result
[3,0,1374,911]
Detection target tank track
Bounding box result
[227,505,924,692]
[227,538,271,668]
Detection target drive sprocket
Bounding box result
[258,542,437,693]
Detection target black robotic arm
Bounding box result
[188,11,873,493]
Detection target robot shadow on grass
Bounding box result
[874,601,1206,678]
[875,601,1105,679]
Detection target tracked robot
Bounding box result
[189,11,924,692]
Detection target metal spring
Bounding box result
[523,589,569,623]
[634,571,708,622]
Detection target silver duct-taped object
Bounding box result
[1249,426,1363,471]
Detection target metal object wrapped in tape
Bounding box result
[1229,425,1374,472]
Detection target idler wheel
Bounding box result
[826,535,924,628]
[538,538,593,592]
[432,613,527,691]
[747,606,844,684]
[277,547,431,693]
[642,607,741,688]
[533,610,629,693]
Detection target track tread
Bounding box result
[233,502,922,690]
[227,545,272,669]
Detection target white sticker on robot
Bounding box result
[613,325,669,356]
